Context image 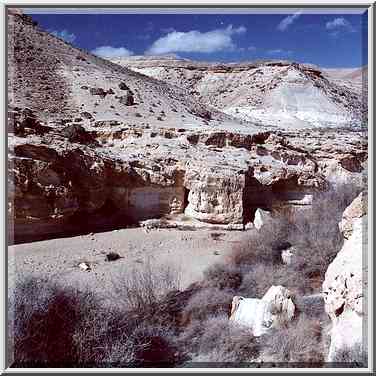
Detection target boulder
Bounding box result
[261,285,295,326]
[281,247,295,265]
[78,262,91,271]
[229,296,273,337]
[253,208,272,230]
[229,285,295,337]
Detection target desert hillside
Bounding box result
[8,12,242,130]
[113,56,367,129]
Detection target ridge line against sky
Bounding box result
[27,10,368,68]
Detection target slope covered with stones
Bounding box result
[7,10,240,130]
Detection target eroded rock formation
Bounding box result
[322,192,367,363]
[8,106,368,243]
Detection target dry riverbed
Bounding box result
[9,228,249,302]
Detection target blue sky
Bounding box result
[26,11,368,68]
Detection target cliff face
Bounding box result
[8,119,366,243]
[322,192,367,363]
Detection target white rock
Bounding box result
[229,297,273,337]
[322,192,367,362]
[253,208,272,230]
[78,262,91,271]
[281,248,294,265]
[262,285,295,326]
[229,285,295,337]
[328,310,363,362]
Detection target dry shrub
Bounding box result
[239,262,323,297]
[10,277,102,367]
[239,263,296,297]
[111,260,181,314]
[182,287,233,323]
[228,183,361,296]
[294,294,327,320]
[260,314,325,366]
[10,271,185,368]
[331,343,367,367]
[202,263,242,291]
[230,221,285,268]
[287,184,361,261]
[128,324,186,367]
[180,315,260,365]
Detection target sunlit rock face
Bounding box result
[229,285,295,337]
[322,192,367,363]
[184,165,247,225]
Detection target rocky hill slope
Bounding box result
[8,11,245,131]
[113,56,366,129]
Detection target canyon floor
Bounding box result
[9,227,248,298]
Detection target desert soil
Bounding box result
[8,228,249,302]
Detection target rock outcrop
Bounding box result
[322,192,367,363]
[8,111,367,243]
[253,208,272,230]
[262,285,295,327]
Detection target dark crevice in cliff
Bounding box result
[11,200,137,245]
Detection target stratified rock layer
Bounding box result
[9,113,367,243]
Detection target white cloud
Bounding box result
[146,24,246,55]
[326,17,355,36]
[91,46,134,58]
[277,11,302,31]
[326,17,351,30]
[50,29,76,43]
[248,46,257,51]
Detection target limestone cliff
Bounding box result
[322,192,367,363]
